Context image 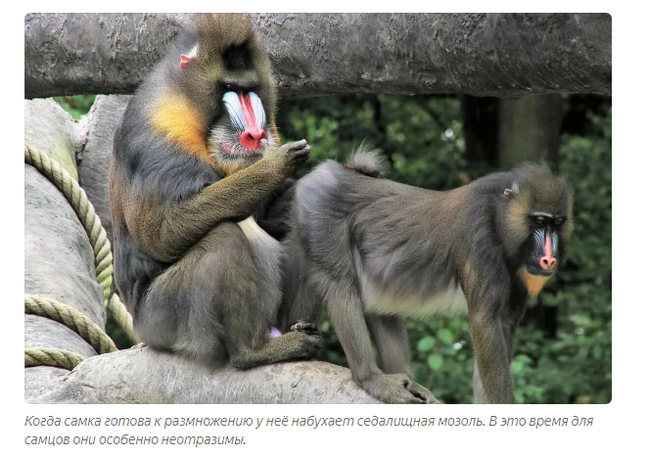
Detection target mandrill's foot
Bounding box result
[409,380,439,404]
[231,326,322,369]
[289,320,320,337]
[359,373,438,404]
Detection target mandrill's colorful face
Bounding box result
[207,90,277,175]
[160,13,279,177]
[500,164,574,297]
[516,211,569,297]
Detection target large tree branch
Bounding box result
[26,347,379,403]
[25,13,611,99]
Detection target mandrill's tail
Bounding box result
[344,146,389,179]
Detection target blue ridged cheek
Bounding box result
[222,91,267,131]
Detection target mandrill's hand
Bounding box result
[263,139,311,174]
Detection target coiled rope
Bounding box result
[25,348,86,371]
[25,296,118,354]
[24,145,139,369]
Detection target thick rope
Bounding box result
[25,347,85,370]
[24,145,139,345]
[25,295,118,354]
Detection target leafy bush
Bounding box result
[54,95,96,119]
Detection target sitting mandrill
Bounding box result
[109,13,321,368]
[283,150,573,403]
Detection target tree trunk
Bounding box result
[497,94,564,170]
[26,347,379,404]
[461,96,499,167]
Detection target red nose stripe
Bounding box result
[237,93,267,150]
[544,233,553,258]
[540,233,557,271]
[238,93,257,130]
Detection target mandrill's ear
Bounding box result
[180,44,199,69]
[503,182,519,198]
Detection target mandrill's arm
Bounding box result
[124,141,309,263]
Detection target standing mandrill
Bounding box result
[109,14,321,368]
[284,150,573,403]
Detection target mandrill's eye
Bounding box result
[533,216,546,227]
[554,217,565,226]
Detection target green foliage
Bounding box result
[54,95,96,119]
[277,94,468,188]
[409,316,474,403]
[279,94,611,404]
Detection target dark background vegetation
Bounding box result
[56,92,611,404]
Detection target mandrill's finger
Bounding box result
[294,147,311,159]
[291,139,308,149]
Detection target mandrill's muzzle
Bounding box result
[222,91,268,150]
